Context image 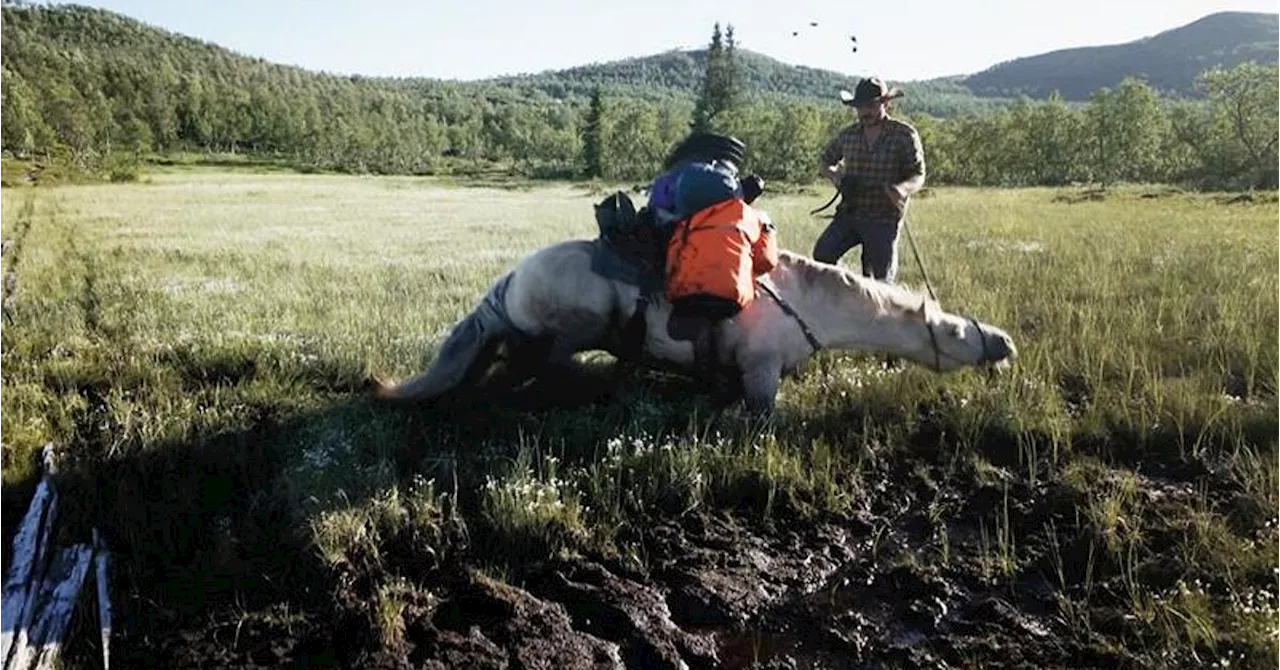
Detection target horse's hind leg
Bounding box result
[489,335,555,391]
[375,310,505,403]
[508,332,610,407]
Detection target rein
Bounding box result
[755,278,823,355]
[809,188,841,216]
[901,209,995,371]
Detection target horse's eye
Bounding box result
[948,323,964,338]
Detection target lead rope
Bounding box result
[903,206,992,367]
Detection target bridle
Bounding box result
[758,278,995,372]
[918,297,994,372]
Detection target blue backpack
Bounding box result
[649,160,742,225]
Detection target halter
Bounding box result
[918,298,993,372]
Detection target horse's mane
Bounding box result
[776,250,935,316]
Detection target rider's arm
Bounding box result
[751,215,779,276]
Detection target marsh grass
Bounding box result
[1,172,1275,665]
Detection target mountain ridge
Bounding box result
[960,11,1278,99]
[480,11,1277,103]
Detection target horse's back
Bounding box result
[505,239,633,341]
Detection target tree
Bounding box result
[690,23,742,133]
[1086,78,1166,187]
[1021,93,1085,185]
[605,101,664,180]
[1197,62,1279,188]
[763,104,823,182]
[0,67,52,155]
[722,25,743,114]
[581,86,605,178]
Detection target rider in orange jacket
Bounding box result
[657,133,776,389]
[666,198,778,312]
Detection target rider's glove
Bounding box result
[741,173,765,204]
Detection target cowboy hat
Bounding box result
[838,76,905,106]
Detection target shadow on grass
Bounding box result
[2,344,740,666]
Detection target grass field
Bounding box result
[1,171,1276,668]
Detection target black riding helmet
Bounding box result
[662,132,746,172]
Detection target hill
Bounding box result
[486,48,1011,117]
[0,3,579,166]
[961,11,1279,100]
[0,0,1012,180]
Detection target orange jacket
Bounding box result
[665,199,779,309]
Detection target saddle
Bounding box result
[590,191,667,293]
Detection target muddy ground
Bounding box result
[40,369,1273,669]
[104,456,1181,670]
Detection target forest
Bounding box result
[2,3,1276,189]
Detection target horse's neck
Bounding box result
[775,259,924,354]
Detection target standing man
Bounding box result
[815,76,925,282]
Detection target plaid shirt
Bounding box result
[819,117,925,218]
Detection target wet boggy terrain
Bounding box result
[110,446,1260,670]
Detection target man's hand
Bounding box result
[885,183,909,210]
[822,166,842,188]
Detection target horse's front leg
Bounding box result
[740,356,783,416]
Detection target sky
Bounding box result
[67,0,1280,83]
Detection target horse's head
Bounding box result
[909,300,1017,372]
[775,252,1017,373]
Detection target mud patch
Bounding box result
[1057,373,1092,418]
[1051,188,1108,204]
[111,604,339,669]
[103,454,1272,669]
[530,560,719,669]
[429,573,625,669]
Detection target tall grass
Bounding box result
[1,172,1275,665]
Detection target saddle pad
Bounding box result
[589,238,665,293]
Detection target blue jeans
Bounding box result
[812,210,902,282]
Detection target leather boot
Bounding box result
[695,321,739,400]
[692,322,718,385]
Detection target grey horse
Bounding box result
[374,241,1016,413]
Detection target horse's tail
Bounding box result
[373,273,521,403]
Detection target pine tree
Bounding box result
[582,85,605,177]
[690,23,725,133]
[690,23,743,133]
[722,24,742,113]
